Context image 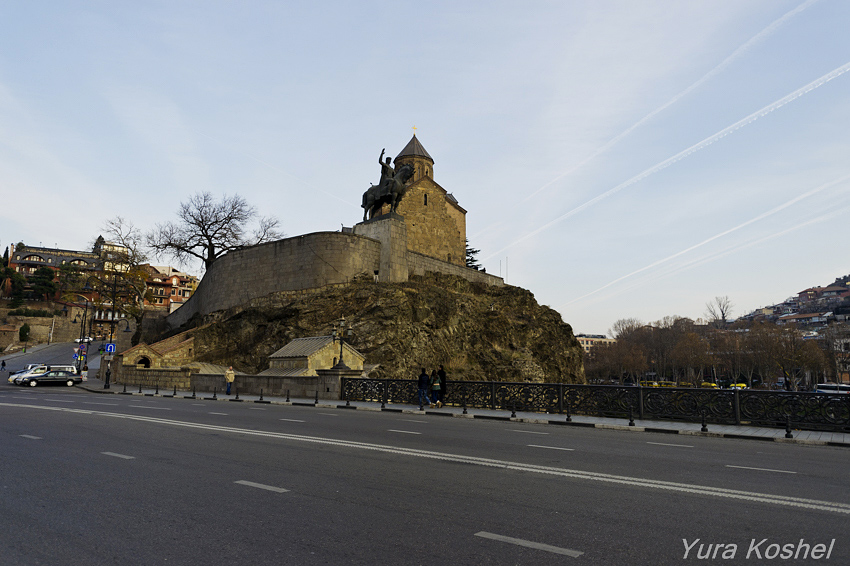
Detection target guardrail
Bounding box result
[340,378,850,432]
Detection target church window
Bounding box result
[424,194,428,206]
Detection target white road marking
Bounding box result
[249,407,266,410]
[4,402,845,515]
[83,402,119,406]
[102,452,135,460]
[43,399,75,403]
[388,429,421,435]
[475,532,583,557]
[280,418,305,423]
[647,442,693,448]
[235,480,289,493]
[509,429,548,435]
[318,413,338,417]
[209,412,228,415]
[129,405,171,410]
[400,419,427,423]
[20,435,41,440]
[528,444,574,451]
[726,465,797,474]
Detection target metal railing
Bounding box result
[340,378,850,432]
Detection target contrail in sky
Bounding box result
[522,0,820,204]
[565,204,849,311]
[561,173,850,307]
[483,59,850,261]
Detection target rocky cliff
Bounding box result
[169,273,584,383]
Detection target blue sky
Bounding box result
[2,1,848,336]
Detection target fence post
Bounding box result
[490,381,496,410]
[734,388,741,425]
[558,383,564,414]
[638,385,645,420]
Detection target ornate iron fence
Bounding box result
[340,378,850,432]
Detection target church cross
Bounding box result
[412,125,417,136]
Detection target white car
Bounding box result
[75,337,93,343]
[9,365,48,384]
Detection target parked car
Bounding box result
[75,337,93,343]
[9,365,48,384]
[18,370,82,387]
[700,382,719,389]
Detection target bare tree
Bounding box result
[146,192,283,270]
[705,296,734,328]
[609,318,643,340]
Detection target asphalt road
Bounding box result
[1,381,848,566]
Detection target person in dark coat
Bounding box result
[438,365,447,405]
[417,368,430,408]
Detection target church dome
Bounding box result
[395,134,434,163]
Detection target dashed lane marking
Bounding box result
[528,444,574,451]
[235,480,289,493]
[388,429,422,435]
[20,435,41,440]
[209,412,228,416]
[475,532,583,557]
[102,452,135,460]
[726,465,797,474]
[129,405,171,410]
[647,442,693,448]
[280,418,305,423]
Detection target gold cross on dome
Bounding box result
[412,125,417,136]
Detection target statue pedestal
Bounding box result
[354,214,408,283]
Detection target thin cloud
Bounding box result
[484,60,850,261]
[522,0,820,204]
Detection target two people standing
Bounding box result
[418,365,448,409]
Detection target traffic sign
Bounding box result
[79,344,87,352]
[105,343,116,354]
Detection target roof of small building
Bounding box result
[268,336,335,359]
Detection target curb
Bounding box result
[72,387,850,447]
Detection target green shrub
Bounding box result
[8,308,53,317]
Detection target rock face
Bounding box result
[168,273,584,383]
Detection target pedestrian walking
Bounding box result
[430,369,442,408]
[438,365,447,405]
[1,360,5,373]
[417,368,430,408]
[225,366,235,395]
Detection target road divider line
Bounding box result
[280,418,305,423]
[235,480,289,493]
[318,413,338,417]
[475,532,583,557]
[102,452,135,460]
[19,435,41,440]
[726,465,797,474]
[647,442,693,448]
[388,429,422,435]
[3,402,846,515]
[528,444,574,451]
[209,412,228,415]
[129,405,171,410]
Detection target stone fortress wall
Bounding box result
[166,220,502,329]
[167,232,383,328]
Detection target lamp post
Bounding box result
[332,317,353,370]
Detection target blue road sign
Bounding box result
[105,343,116,354]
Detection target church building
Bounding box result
[364,135,467,267]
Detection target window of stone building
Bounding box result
[424,194,428,206]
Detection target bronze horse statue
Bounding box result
[362,162,415,221]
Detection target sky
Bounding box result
[1,0,849,336]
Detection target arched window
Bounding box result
[136,356,152,368]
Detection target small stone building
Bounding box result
[120,329,195,368]
[260,336,365,377]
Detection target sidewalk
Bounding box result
[78,377,850,448]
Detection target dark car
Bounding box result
[19,370,82,387]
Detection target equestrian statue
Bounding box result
[362,148,415,221]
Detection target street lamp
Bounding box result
[332,317,353,370]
